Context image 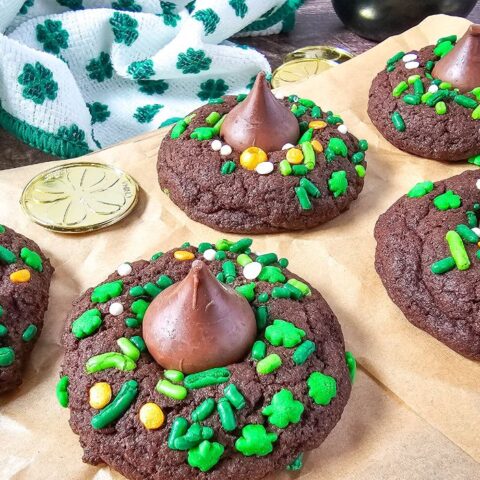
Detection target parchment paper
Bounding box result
[0,14,479,480]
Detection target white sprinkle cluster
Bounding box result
[255,162,274,175]
[211,139,222,151]
[428,84,439,93]
[220,144,232,156]
[337,124,348,134]
[282,143,294,150]
[117,263,132,276]
[476,179,480,190]
[402,53,418,63]
[109,302,124,316]
[274,92,285,100]
[203,248,216,261]
[405,61,420,70]
[243,261,262,280]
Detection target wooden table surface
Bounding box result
[1,0,479,171]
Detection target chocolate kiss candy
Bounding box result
[142,260,257,374]
[432,24,480,93]
[220,72,300,152]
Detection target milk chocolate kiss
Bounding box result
[220,72,300,152]
[142,260,257,374]
[432,24,480,93]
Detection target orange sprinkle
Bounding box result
[174,251,195,261]
[309,120,327,130]
[10,269,31,284]
[311,140,323,153]
[286,148,304,165]
[240,147,267,171]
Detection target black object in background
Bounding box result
[332,0,478,41]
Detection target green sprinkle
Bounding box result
[393,81,408,97]
[300,178,320,198]
[284,282,303,300]
[472,87,480,100]
[143,282,160,297]
[0,346,15,367]
[328,137,348,157]
[221,161,236,175]
[265,319,305,348]
[355,165,366,177]
[215,239,233,251]
[91,280,123,303]
[237,253,252,266]
[215,250,227,261]
[71,309,102,339]
[291,104,307,117]
[256,253,278,265]
[407,74,420,84]
[278,257,288,268]
[130,335,146,352]
[198,242,212,253]
[287,278,311,296]
[217,397,236,431]
[387,51,405,65]
[345,351,357,383]
[0,225,4,234]
[439,81,452,90]
[326,115,343,125]
[434,190,461,211]
[293,340,316,365]
[436,35,457,45]
[216,272,225,283]
[117,337,140,361]
[235,283,255,302]
[434,40,454,58]
[271,286,290,299]
[86,352,136,373]
[257,292,269,303]
[295,186,312,210]
[431,256,456,275]
[168,417,189,449]
[151,251,163,261]
[56,375,69,408]
[255,305,269,330]
[188,440,224,472]
[287,453,304,471]
[435,101,447,115]
[279,159,292,176]
[192,398,216,422]
[0,246,17,265]
[421,91,433,103]
[454,95,478,109]
[22,324,37,342]
[386,64,395,72]
[298,128,313,144]
[455,224,479,244]
[170,120,188,139]
[184,367,231,389]
[208,98,224,104]
[20,248,43,272]
[298,98,315,107]
[222,260,236,283]
[129,285,145,297]
[472,105,480,120]
[224,384,246,410]
[292,165,308,176]
[236,93,247,102]
[302,141,316,170]
[328,170,348,197]
[164,370,184,384]
[413,78,424,95]
[358,139,369,151]
[425,60,434,72]
[190,127,215,140]
[156,379,188,400]
[251,340,267,360]
[445,230,470,271]
[0,324,7,337]
[257,354,282,375]
[230,238,252,253]
[468,154,480,166]
[205,111,221,126]
[403,94,421,105]
[391,111,405,131]
[351,151,365,164]
[311,105,322,118]
[407,181,434,198]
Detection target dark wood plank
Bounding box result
[1,0,479,170]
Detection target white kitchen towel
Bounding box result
[0,0,303,159]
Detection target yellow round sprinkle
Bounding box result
[286,148,304,165]
[89,382,112,409]
[311,139,323,153]
[139,402,165,430]
[309,120,327,129]
[10,269,31,284]
[174,250,195,261]
[240,147,268,170]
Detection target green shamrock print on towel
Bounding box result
[110,12,139,46]
[176,48,212,74]
[18,62,58,105]
[36,20,69,55]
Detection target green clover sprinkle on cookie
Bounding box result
[229,0,248,18]
[433,190,462,211]
[235,424,278,457]
[134,104,163,123]
[265,319,305,348]
[193,8,220,35]
[86,52,113,82]
[109,12,139,46]
[345,351,357,383]
[72,309,103,339]
[158,1,181,27]
[0,246,17,265]
[20,247,43,272]
[307,371,337,405]
[0,347,15,367]
[197,79,229,101]
[262,389,304,428]
[176,48,212,74]
[235,282,255,302]
[127,59,155,80]
[407,181,434,198]
[138,79,169,95]
[328,170,348,197]
[258,266,285,283]
[88,102,111,124]
[188,440,224,472]
[18,62,58,105]
[328,137,348,157]
[91,280,123,303]
[112,0,142,12]
[36,20,69,54]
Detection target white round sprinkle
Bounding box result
[243,262,262,280]
[211,140,222,151]
[428,84,439,93]
[476,179,480,190]
[203,248,216,261]
[274,92,285,100]
[402,53,417,63]
[220,144,233,156]
[117,263,132,277]
[473,227,480,237]
[405,61,420,70]
[282,143,294,150]
[255,161,274,175]
[109,302,124,316]
[337,124,348,134]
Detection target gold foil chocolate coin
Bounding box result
[284,45,353,64]
[271,58,337,88]
[20,162,139,233]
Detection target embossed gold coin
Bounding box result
[20,162,139,233]
[284,45,353,64]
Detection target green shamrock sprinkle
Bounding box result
[127,59,155,80]
[307,371,337,406]
[36,19,69,55]
[265,319,305,348]
[262,389,304,428]
[187,440,224,472]
[0,246,17,265]
[345,351,356,383]
[193,8,220,35]
[327,137,348,157]
[235,424,278,457]
[87,102,111,124]
[109,12,139,46]
[433,190,462,211]
[407,181,434,198]
[328,170,348,198]
[197,79,229,101]
[91,280,123,303]
[20,248,43,272]
[134,104,163,124]
[235,283,255,302]
[158,1,181,27]
[258,266,285,283]
[18,62,58,105]
[229,0,248,17]
[112,0,142,12]
[86,52,113,82]
[71,309,103,339]
[176,48,212,74]
[138,79,169,95]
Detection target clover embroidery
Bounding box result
[56,0,83,10]
[307,371,337,406]
[18,62,58,105]
[187,440,224,472]
[36,19,69,54]
[235,424,278,457]
[57,124,89,152]
[229,0,248,18]
[127,59,155,80]
[138,79,169,96]
[265,319,306,348]
[86,52,113,82]
[87,102,111,124]
[20,0,34,15]
[176,48,212,75]
[158,1,181,27]
[197,79,229,101]
[133,104,163,124]
[262,389,304,428]
[109,12,139,46]
[112,0,142,12]
[193,8,220,35]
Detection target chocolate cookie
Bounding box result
[59,238,354,479]
[368,30,480,162]
[375,170,480,359]
[0,224,53,394]
[157,74,368,234]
